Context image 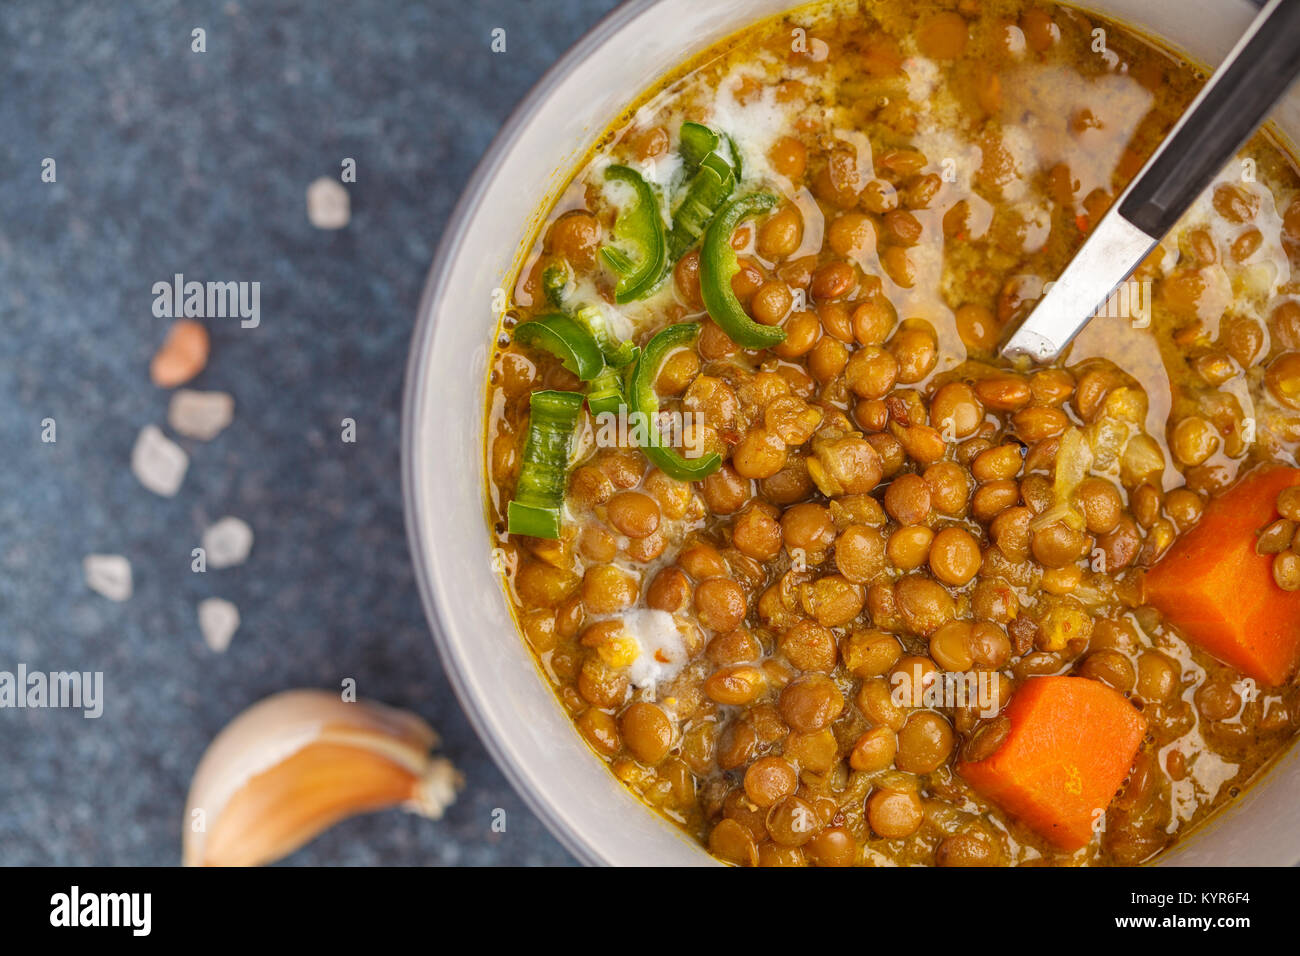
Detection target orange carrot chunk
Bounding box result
[1145,465,1300,687]
[957,676,1145,851]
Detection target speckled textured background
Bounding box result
[0,0,623,865]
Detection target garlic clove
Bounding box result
[183,689,462,866]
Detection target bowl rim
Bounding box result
[401,0,664,867]
[403,0,1300,868]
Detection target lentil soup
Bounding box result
[484,0,1300,866]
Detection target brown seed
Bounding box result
[779,621,838,672]
[894,574,955,636]
[769,137,808,180]
[732,507,783,560]
[778,674,844,733]
[1171,416,1220,467]
[827,212,875,258]
[1274,552,1300,592]
[835,525,888,584]
[936,832,996,867]
[1076,477,1122,534]
[800,574,865,627]
[889,324,938,383]
[925,461,972,516]
[883,209,923,246]
[895,711,954,773]
[709,818,758,866]
[887,526,933,571]
[1266,353,1300,409]
[757,205,804,261]
[884,473,932,525]
[1078,649,1135,693]
[1212,183,1259,223]
[1278,487,1300,522]
[806,827,857,867]
[606,491,661,538]
[1012,406,1068,442]
[954,303,998,352]
[1195,680,1242,722]
[880,246,915,288]
[743,756,798,807]
[849,727,898,775]
[1257,519,1297,555]
[766,795,820,847]
[1032,521,1088,568]
[866,788,923,838]
[704,665,767,706]
[974,375,1030,411]
[895,424,947,465]
[929,527,981,586]
[972,444,1023,482]
[732,428,788,479]
[646,566,691,613]
[842,629,902,678]
[852,297,897,346]
[1164,488,1204,530]
[930,382,984,439]
[751,281,794,325]
[619,702,673,765]
[150,319,210,387]
[695,578,748,632]
[961,715,1011,763]
[546,211,601,268]
[811,260,856,300]
[707,628,762,666]
[971,480,1020,523]
[1270,301,1300,351]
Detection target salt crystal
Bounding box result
[202,516,253,568]
[306,177,349,229]
[131,425,188,497]
[168,389,234,441]
[197,597,240,652]
[84,554,133,601]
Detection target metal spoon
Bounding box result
[1000,0,1300,363]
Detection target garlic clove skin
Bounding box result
[183,689,463,866]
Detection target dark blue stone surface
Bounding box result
[0,0,622,865]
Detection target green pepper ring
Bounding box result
[506,389,585,539]
[601,164,668,304]
[699,190,786,350]
[629,322,722,482]
[512,313,606,382]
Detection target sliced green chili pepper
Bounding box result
[512,313,605,381]
[574,305,636,368]
[667,151,736,261]
[699,191,785,349]
[629,323,722,482]
[507,389,584,539]
[586,345,638,417]
[678,121,720,172]
[599,165,667,303]
[541,261,571,307]
[723,133,743,183]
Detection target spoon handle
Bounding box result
[1120,0,1300,238]
[1002,0,1300,363]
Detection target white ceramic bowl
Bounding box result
[403,0,1300,865]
